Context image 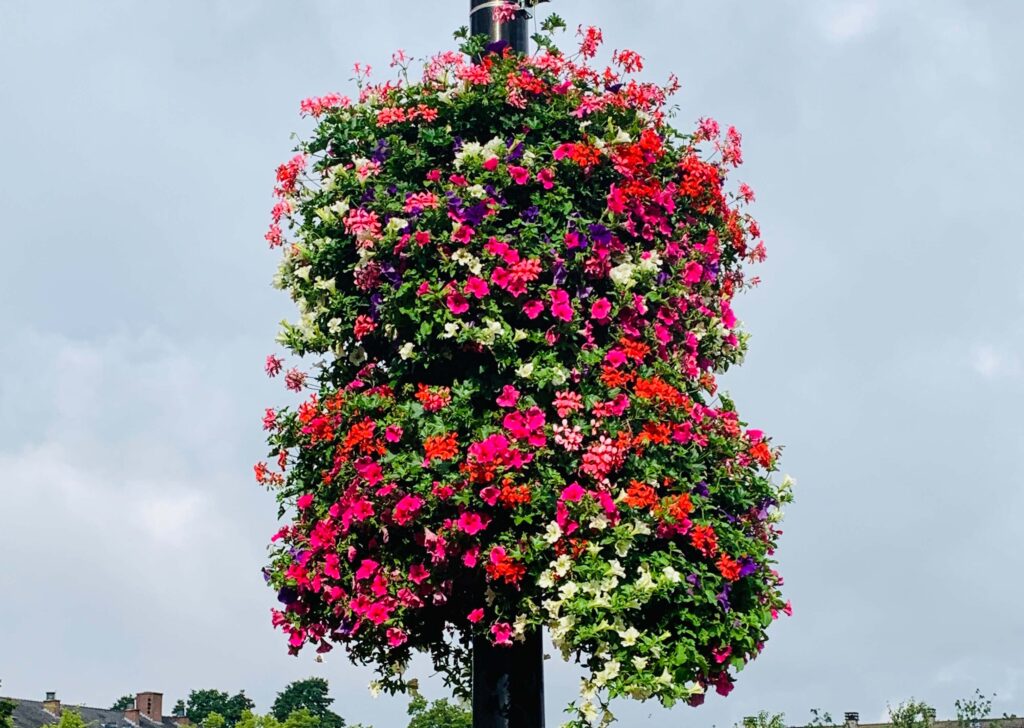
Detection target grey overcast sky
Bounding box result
[2,1,1023,726]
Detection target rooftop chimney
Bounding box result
[124,709,141,725]
[136,693,163,722]
[43,693,61,717]
[845,712,860,728]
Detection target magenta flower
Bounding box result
[355,559,380,581]
[561,483,587,503]
[446,290,470,315]
[684,261,704,284]
[523,299,544,319]
[550,288,574,322]
[537,168,555,190]
[491,622,513,645]
[507,165,530,185]
[297,493,314,510]
[496,385,520,408]
[408,564,430,584]
[386,627,408,647]
[392,495,424,526]
[468,608,485,624]
[464,276,490,298]
[458,512,488,535]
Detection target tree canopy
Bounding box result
[271,679,343,728]
[186,690,255,728]
[111,697,135,712]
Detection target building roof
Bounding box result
[3,699,181,728]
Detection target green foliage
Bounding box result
[405,695,470,728]
[111,696,135,712]
[956,690,1001,728]
[739,712,786,728]
[0,699,14,728]
[808,709,837,728]
[203,713,226,728]
[889,700,936,728]
[186,691,255,728]
[50,710,88,728]
[271,679,343,728]
[0,681,13,728]
[173,701,187,718]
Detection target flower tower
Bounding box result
[258,2,792,727]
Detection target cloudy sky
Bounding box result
[2,1,1023,726]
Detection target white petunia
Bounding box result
[398,342,416,360]
[618,627,641,646]
[516,362,534,379]
[609,262,636,288]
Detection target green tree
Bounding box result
[956,690,1000,728]
[1,681,15,728]
[889,700,936,728]
[405,695,470,728]
[271,679,343,728]
[739,712,786,728]
[173,701,187,718]
[808,710,837,728]
[51,710,89,728]
[1,699,14,728]
[111,697,135,712]
[186,692,255,728]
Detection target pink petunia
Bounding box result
[386,628,408,647]
[463,545,481,568]
[480,486,501,506]
[590,297,612,321]
[507,165,530,185]
[553,142,576,161]
[523,299,544,319]
[491,622,514,645]
[385,425,404,443]
[297,493,315,510]
[452,224,474,244]
[468,608,485,624]
[684,261,704,284]
[447,290,470,315]
[458,512,488,535]
[355,559,380,581]
[489,546,507,564]
[483,157,500,171]
[537,168,555,190]
[408,563,430,584]
[496,385,520,408]
[549,289,574,322]
[392,495,424,526]
[503,407,546,446]
[561,483,587,502]
[465,276,490,298]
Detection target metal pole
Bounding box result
[470,0,531,54]
[472,630,545,728]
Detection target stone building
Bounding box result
[4,692,190,728]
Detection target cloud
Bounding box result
[821,0,881,43]
[971,344,1021,380]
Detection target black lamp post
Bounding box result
[472,631,545,728]
[470,0,531,54]
[468,6,544,726]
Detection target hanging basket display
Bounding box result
[257,9,792,726]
